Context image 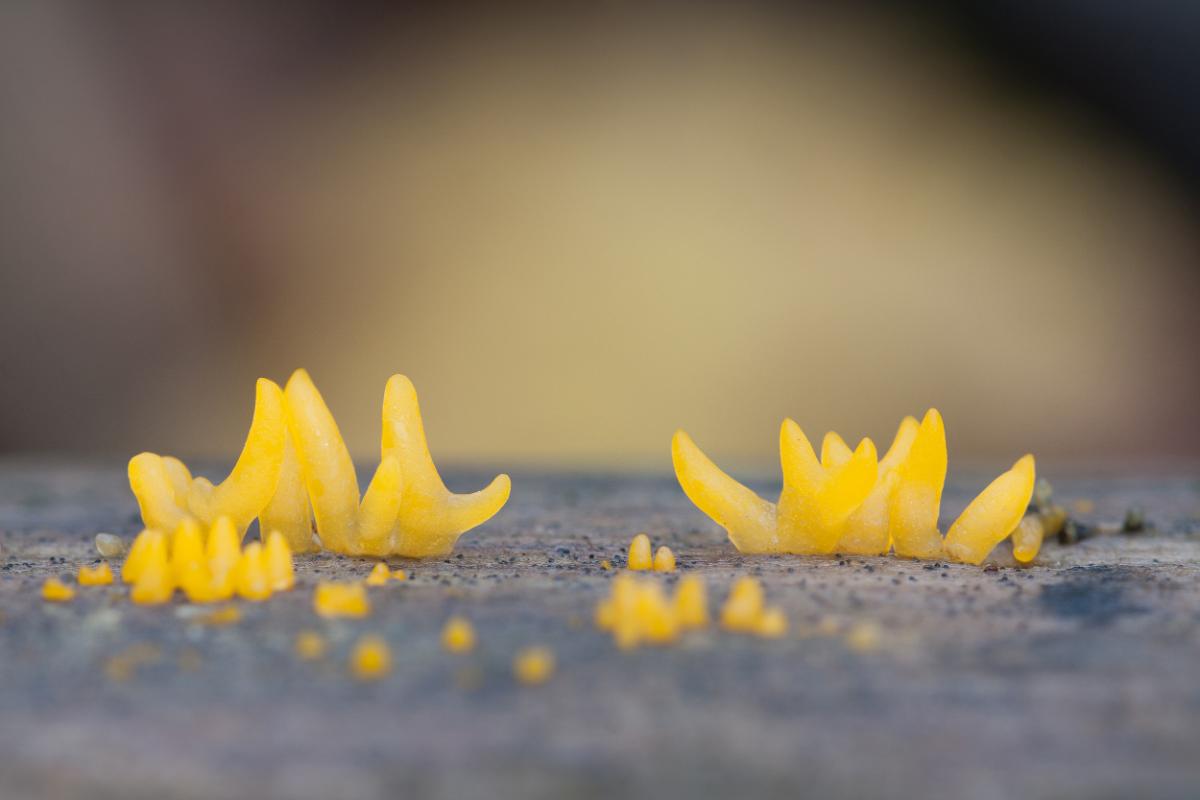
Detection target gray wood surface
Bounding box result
[1,458,1198,799]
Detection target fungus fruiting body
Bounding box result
[441,616,477,653]
[41,578,75,602]
[127,371,510,559]
[653,546,676,573]
[627,533,652,570]
[350,635,392,680]
[513,647,555,685]
[672,410,1035,565]
[78,562,114,586]
[595,573,709,649]
[313,582,370,618]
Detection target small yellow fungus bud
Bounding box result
[600,559,612,571]
[673,575,709,629]
[179,561,233,604]
[442,616,477,653]
[122,529,165,584]
[130,543,175,605]
[263,531,295,591]
[720,577,765,632]
[170,519,206,581]
[513,646,555,685]
[627,533,652,570]
[234,542,271,601]
[294,630,327,660]
[846,620,882,653]
[365,562,392,586]
[1012,514,1045,564]
[313,582,370,618]
[78,562,114,586]
[95,533,126,558]
[41,578,75,602]
[350,635,392,680]
[755,607,788,638]
[392,568,408,581]
[943,455,1036,565]
[652,545,676,573]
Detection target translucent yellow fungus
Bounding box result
[365,562,392,586]
[674,409,1036,565]
[128,379,286,537]
[392,569,408,582]
[130,541,175,605]
[78,562,114,586]
[652,545,676,573]
[206,516,241,589]
[280,370,511,558]
[845,621,882,653]
[595,573,706,649]
[627,533,653,570]
[294,630,326,660]
[263,531,295,591]
[756,607,789,638]
[170,519,206,582]
[441,616,477,653]
[513,647,555,685]
[42,578,75,602]
[720,576,765,632]
[313,582,370,618]
[234,542,272,601]
[674,575,709,628]
[122,529,166,584]
[350,635,391,680]
[943,456,1037,565]
[260,428,318,553]
[1011,514,1045,564]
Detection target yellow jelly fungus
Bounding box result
[350,635,392,680]
[846,621,883,653]
[294,630,327,660]
[314,582,370,618]
[234,541,272,601]
[78,562,114,586]
[720,576,765,632]
[514,646,555,685]
[122,529,165,584]
[942,455,1037,565]
[365,562,392,586]
[128,379,286,537]
[674,410,1036,565]
[441,616,477,653]
[42,578,75,602]
[1011,514,1045,564]
[627,533,653,570]
[263,530,295,591]
[600,559,612,571]
[260,427,319,553]
[673,575,709,629]
[652,545,676,573]
[130,543,175,605]
[392,568,408,581]
[170,519,206,582]
[283,370,510,558]
[755,607,789,638]
[595,573,696,649]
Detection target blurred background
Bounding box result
[1,1,1198,471]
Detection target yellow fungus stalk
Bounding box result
[259,428,318,553]
[596,573,709,648]
[234,542,272,601]
[313,582,370,618]
[350,635,391,680]
[130,540,175,605]
[78,562,114,586]
[1012,514,1045,564]
[42,578,75,601]
[943,455,1037,565]
[627,533,653,570]
[720,576,765,632]
[652,545,676,572]
[365,562,392,586]
[441,616,477,653]
[263,531,295,591]
[122,529,166,585]
[513,647,555,685]
[673,575,709,629]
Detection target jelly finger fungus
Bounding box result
[595,573,709,649]
[513,647,555,685]
[128,370,511,560]
[673,410,1035,565]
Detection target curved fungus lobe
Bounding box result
[128,379,287,539]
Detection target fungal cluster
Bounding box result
[672,410,1037,565]
[129,370,511,558]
